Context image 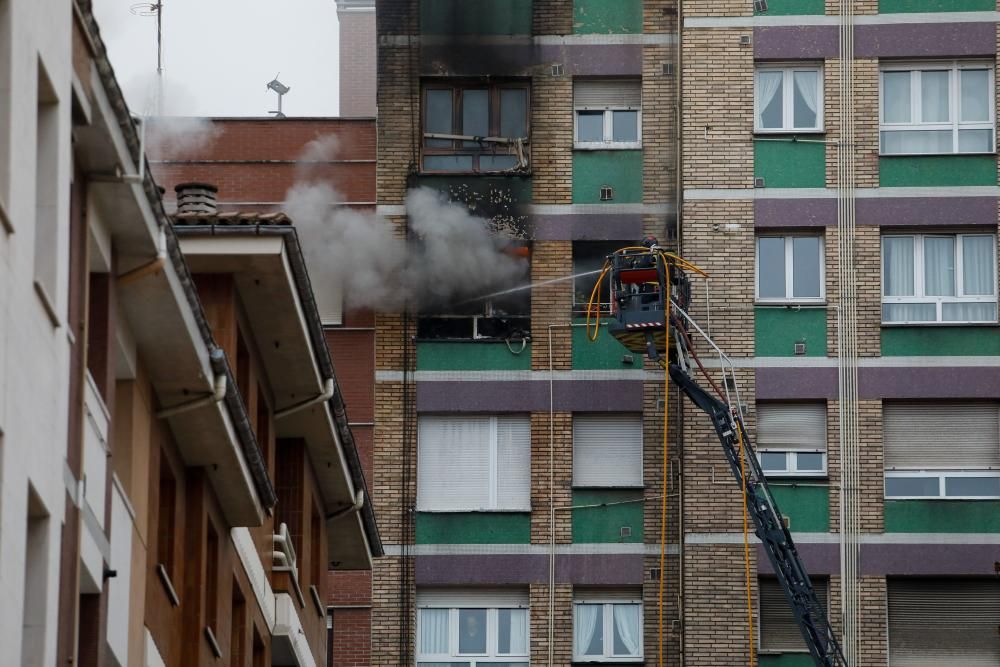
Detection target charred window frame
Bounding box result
[421,80,531,174]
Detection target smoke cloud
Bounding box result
[287,136,527,313]
[130,74,225,158]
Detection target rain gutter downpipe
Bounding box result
[275,377,336,419]
[156,348,228,419]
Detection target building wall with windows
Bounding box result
[373,0,679,665]
[683,1,1000,665]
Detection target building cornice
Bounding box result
[336,0,374,14]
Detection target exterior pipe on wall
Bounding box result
[117,229,167,286]
[326,490,364,521]
[156,372,227,419]
[275,377,335,419]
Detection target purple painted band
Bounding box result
[755,197,997,228]
[417,380,644,412]
[532,214,645,241]
[754,23,996,61]
[415,553,645,585]
[757,542,1000,576]
[756,366,1000,401]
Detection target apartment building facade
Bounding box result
[0,3,381,666]
[374,0,1000,666]
[151,117,379,666]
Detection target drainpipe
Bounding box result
[275,377,335,419]
[326,490,365,521]
[157,371,227,418]
[118,228,167,286]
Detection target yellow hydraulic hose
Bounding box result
[737,425,756,666]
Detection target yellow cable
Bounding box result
[585,262,611,341]
[737,423,756,666]
[657,256,671,667]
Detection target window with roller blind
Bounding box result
[883,402,1000,499]
[755,403,828,477]
[573,414,643,488]
[417,588,530,667]
[759,577,829,654]
[888,578,1000,666]
[417,415,531,511]
[574,79,642,149]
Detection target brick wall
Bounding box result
[530,241,573,371]
[530,411,573,544]
[530,75,573,206]
[339,9,377,117]
[330,607,372,667]
[529,584,573,665]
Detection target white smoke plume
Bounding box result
[287,137,527,312]
[130,74,225,158]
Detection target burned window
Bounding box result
[573,241,624,314]
[422,81,530,174]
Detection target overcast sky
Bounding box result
[92,0,341,117]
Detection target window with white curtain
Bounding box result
[756,403,828,478]
[888,578,1000,666]
[573,593,643,662]
[883,402,1000,500]
[756,235,825,302]
[574,79,642,149]
[417,415,531,511]
[881,234,997,324]
[573,414,643,487]
[880,62,995,155]
[754,65,823,132]
[760,577,829,653]
[417,589,529,666]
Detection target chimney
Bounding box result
[174,182,219,215]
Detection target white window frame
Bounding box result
[884,470,1000,500]
[879,61,996,155]
[416,604,530,665]
[881,233,998,325]
[573,87,642,150]
[755,234,826,303]
[572,599,644,663]
[754,64,825,134]
[757,450,828,478]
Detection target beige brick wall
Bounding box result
[827,399,885,533]
[531,411,573,545]
[824,58,880,190]
[533,0,573,35]
[531,74,573,205]
[683,544,758,666]
[826,0,879,15]
[376,45,419,204]
[529,583,573,665]
[530,241,573,370]
[643,555,682,667]
[825,223,882,357]
[371,556,415,666]
[682,29,754,190]
[828,575,889,664]
[684,0,750,16]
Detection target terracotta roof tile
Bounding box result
[171,211,293,226]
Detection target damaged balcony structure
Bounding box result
[374,1,678,665]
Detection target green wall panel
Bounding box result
[573,0,642,34]
[879,0,994,12]
[572,489,644,544]
[755,0,826,14]
[572,151,643,204]
[572,320,639,369]
[770,484,830,532]
[754,141,826,188]
[417,341,532,370]
[420,0,533,35]
[416,512,531,544]
[760,655,816,667]
[755,308,828,358]
[881,327,1000,357]
[884,500,1000,533]
[879,156,997,187]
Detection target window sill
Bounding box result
[157,564,180,607]
[573,144,642,151]
[417,169,533,177]
[416,509,532,514]
[881,321,998,327]
[879,152,997,158]
[885,496,1000,501]
[755,301,827,308]
[753,130,826,136]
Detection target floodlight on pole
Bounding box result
[267,74,290,118]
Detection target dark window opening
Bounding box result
[231,580,246,667]
[573,241,625,314]
[205,522,219,633]
[156,452,176,578]
[422,80,530,173]
[236,329,251,410]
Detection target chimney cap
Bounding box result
[175,182,219,194]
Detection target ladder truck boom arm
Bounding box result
[667,363,848,667]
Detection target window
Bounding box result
[882,234,997,324]
[422,81,529,173]
[756,403,827,477]
[888,578,1000,666]
[756,235,824,302]
[573,241,622,313]
[573,414,643,487]
[573,592,643,662]
[884,402,1000,499]
[205,522,219,633]
[231,581,246,667]
[417,589,529,666]
[156,451,177,578]
[880,62,995,155]
[755,65,823,132]
[34,60,60,319]
[574,79,641,149]
[759,577,829,653]
[417,415,531,511]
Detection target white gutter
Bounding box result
[274,377,335,419]
[326,490,364,521]
[156,373,227,419]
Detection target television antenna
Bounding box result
[130,2,164,75]
[267,74,290,118]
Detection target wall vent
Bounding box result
[754,177,766,188]
[620,526,632,539]
[794,341,807,355]
[600,185,614,201]
[649,567,662,581]
[551,63,564,77]
[740,35,752,46]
